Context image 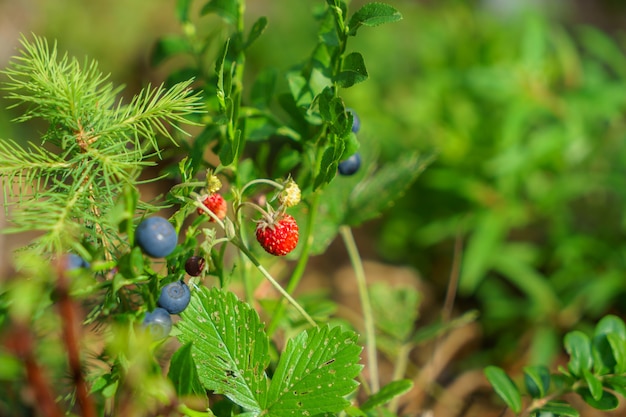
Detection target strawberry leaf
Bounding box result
[265,325,362,416]
[176,287,270,413]
[176,287,363,416]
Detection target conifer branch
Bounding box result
[0,34,204,254]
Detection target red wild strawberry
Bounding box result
[197,193,227,221]
[255,213,299,256]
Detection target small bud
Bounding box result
[279,179,301,208]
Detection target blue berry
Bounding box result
[157,281,191,314]
[135,216,177,258]
[347,108,360,133]
[142,308,172,340]
[64,253,90,270]
[338,152,361,176]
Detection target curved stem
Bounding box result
[233,238,317,328]
[339,225,379,393]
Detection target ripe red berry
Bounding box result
[255,214,299,256]
[197,193,227,221]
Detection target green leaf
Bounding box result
[369,282,420,342]
[608,333,626,374]
[168,342,206,397]
[582,367,603,401]
[577,388,619,410]
[594,315,626,374]
[411,310,479,345]
[346,152,432,225]
[564,331,593,377]
[177,287,270,413]
[604,375,626,398]
[484,366,522,413]
[539,401,580,417]
[360,379,413,412]
[523,365,550,399]
[151,36,191,66]
[246,17,268,48]
[314,142,343,190]
[264,325,362,416]
[335,52,368,88]
[201,0,238,25]
[348,2,402,36]
[176,0,193,22]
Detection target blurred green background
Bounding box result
[3,0,626,365]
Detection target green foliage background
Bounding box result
[3,0,626,398]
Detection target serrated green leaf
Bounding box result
[484,366,522,413]
[264,325,362,416]
[539,401,580,417]
[346,152,432,225]
[246,17,268,48]
[361,379,413,412]
[335,52,368,88]
[201,0,238,25]
[577,388,619,410]
[177,287,270,413]
[564,331,593,377]
[151,36,191,67]
[523,365,550,399]
[168,342,206,397]
[348,2,402,36]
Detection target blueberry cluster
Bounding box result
[338,108,362,176]
[132,216,201,340]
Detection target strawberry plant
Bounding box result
[0,0,427,416]
[3,1,626,416]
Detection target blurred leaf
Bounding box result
[347,152,432,225]
[151,36,192,67]
[577,388,619,410]
[608,333,626,375]
[564,331,593,377]
[201,0,238,25]
[176,0,193,22]
[370,282,420,342]
[539,401,580,417]
[348,2,402,36]
[604,376,626,399]
[459,214,505,295]
[335,52,368,88]
[412,310,479,345]
[168,343,206,397]
[523,365,550,399]
[246,17,268,48]
[360,379,413,412]
[251,68,277,109]
[484,366,522,413]
[582,367,603,401]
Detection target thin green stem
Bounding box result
[339,225,379,393]
[267,192,321,336]
[234,238,317,328]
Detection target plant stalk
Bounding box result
[339,225,379,393]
